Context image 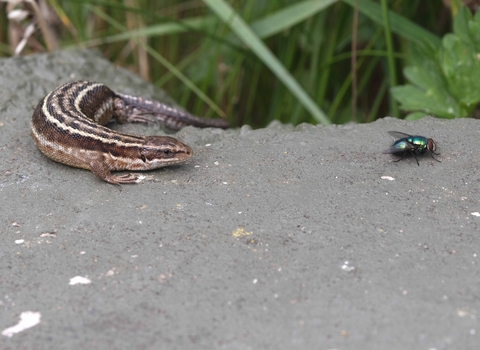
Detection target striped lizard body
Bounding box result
[31,80,228,184]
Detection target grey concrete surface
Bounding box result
[0,50,479,350]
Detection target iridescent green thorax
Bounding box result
[395,136,429,154]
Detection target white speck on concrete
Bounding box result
[2,311,41,337]
[69,276,91,285]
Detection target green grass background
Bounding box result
[0,0,458,128]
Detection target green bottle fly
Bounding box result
[383,131,440,166]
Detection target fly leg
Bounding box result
[411,151,420,166]
[393,152,407,163]
[429,152,441,163]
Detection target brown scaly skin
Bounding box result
[31,80,227,184]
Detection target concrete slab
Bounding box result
[0,50,479,350]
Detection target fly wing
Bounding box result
[387,131,411,139]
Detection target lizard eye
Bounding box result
[163,149,171,155]
[140,154,146,162]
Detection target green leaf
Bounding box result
[452,5,473,47]
[441,7,480,107]
[390,85,461,119]
[469,11,480,51]
[392,5,480,119]
[405,112,429,120]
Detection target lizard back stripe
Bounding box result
[37,81,145,147]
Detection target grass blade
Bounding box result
[88,5,226,118]
[203,0,331,125]
[380,0,398,116]
[249,0,337,39]
[341,0,441,47]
